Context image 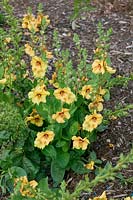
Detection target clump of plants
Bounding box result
[0,101,26,151]
[0,0,133,199]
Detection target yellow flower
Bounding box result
[98,87,106,96]
[28,84,50,104]
[110,115,117,120]
[54,87,76,104]
[89,94,104,112]
[0,71,16,85]
[124,197,133,200]
[4,37,11,44]
[43,15,50,25]
[49,72,57,84]
[89,101,103,112]
[45,51,53,59]
[5,73,16,81]
[29,180,38,188]
[55,61,63,69]
[25,44,35,57]
[36,13,45,26]
[53,82,59,88]
[0,78,7,84]
[93,191,107,200]
[34,130,55,149]
[49,72,59,88]
[14,176,38,198]
[22,14,34,28]
[81,76,88,82]
[36,14,42,25]
[52,108,70,123]
[93,48,101,54]
[31,56,47,78]
[25,109,43,127]
[80,85,93,99]
[94,95,104,102]
[36,14,50,26]
[14,176,28,186]
[109,143,114,149]
[41,46,53,59]
[22,14,39,32]
[92,59,105,74]
[72,136,90,150]
[84,161,95,170]
[92,59,116,75]
[83,111,103,132]
[105,66,116,74]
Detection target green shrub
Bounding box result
[0,101,26,148]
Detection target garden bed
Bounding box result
[0,0,133,199]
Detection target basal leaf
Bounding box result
[104,89,110,101]
[38,177,51,193]
[51,161,65,184]
[22,156,38,178]
[67,121,79,138]
[9,166,27,178]
[56,140,67,148]
[71,160,88,174]
[42,145,57,160]
[56,150,70,168]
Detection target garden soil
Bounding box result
[1,0,133,199]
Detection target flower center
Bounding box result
[36,61,41,67]
[36,93,42,98]
[34,117,40,122]
[44,134,49,139]
[79,139,84,143]
[86,88,90,93]
[92,117,97,122]
[60,90,65,96]
[97,64,102,69]
[58,112,65,117]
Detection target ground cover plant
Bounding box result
[0,0,133,199]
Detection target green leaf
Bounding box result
[56,140,67,148]
[88,131,97,142]
[74,107,87,124]
[38,177,51,193]
[0,13,5,25]
[42,145,57,160]
[62,144,70,152]
[104,89,110,101]
[0,65,4,79]
[51,161,65,184]
[22,156,38,178]
[9,166,27,178]
[71,160,88,174]
[90,151,97,160]
[56,150,70,168]
[53,123,62,140]
[106,56,111,66]
[97,124,108,132]
[46,96,61,113]
[35,103,49,121]
[67,121,79,138]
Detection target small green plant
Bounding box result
[71,0,94,21]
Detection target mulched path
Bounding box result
[1,0,133,199]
